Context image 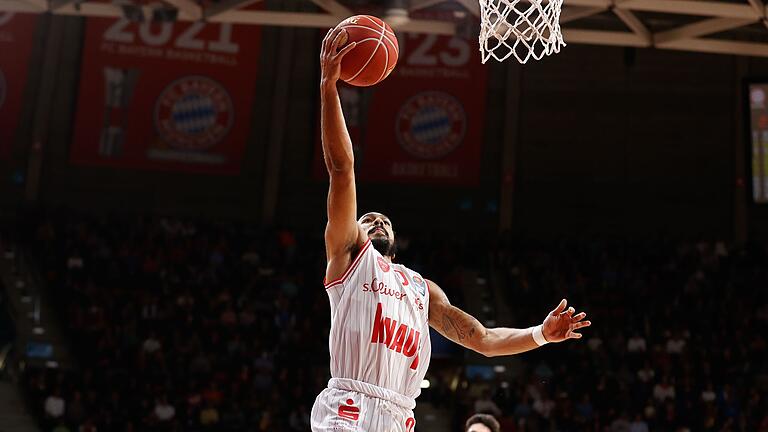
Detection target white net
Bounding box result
[479,0,566,64]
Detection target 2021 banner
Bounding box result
[0,12,38,159]
[71,17,261,174]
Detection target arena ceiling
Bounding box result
[3,0,768,58]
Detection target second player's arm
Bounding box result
[427,280,591,357]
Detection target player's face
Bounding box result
[467,424,492,432]
[359,212,394,239]
[358,212,396,256]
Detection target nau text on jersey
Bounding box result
[370,303,421,370]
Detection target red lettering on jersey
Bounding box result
[414,297,424,311]
[370,303,421,369]
[409,353,419,370]
[362,278,408,301]
[370,303,397,345]
[390,324,408,353]
[338,399,360,421]
[402,328,419,357]
[394,269,409,285]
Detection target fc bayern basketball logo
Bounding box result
[396,91,466,160]
[0,69,6,109]
[377,256,390,272]
[154,76,233,151]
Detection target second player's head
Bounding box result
[465,414,501,432]
[358,212,396,258]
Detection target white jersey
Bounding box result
[323,239,432,405]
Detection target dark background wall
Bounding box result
[3,13,767,239]
[515,46,739,237]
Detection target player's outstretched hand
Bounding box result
[541,299,591,343]
[320,27,357,85]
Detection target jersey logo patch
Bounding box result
[377,256,390,272]
[412,274,426,296]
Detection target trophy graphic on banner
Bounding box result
[0,68,7,109]
[99,67,139,157]
[339,86,372,170]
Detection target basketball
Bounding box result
[334,15,399,87]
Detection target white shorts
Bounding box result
[311,378,416,432]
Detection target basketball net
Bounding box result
[479,0,565,64]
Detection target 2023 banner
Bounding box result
[71,17,261,174]
[315,13,487,185]
[0,12,38,159]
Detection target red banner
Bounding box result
[0,12,38,159]
[71,17,261,174]
[315,13,487,185]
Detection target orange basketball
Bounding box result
[335,15,399,87]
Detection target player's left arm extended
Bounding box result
[426,280,591,357]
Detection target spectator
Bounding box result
[653,376,676,403]
[627,332,646,353]
[629,413,649,432]
[609,412,631,432]
[52,420,71,432]
[474,389,503,417]
[532,392,555,420]
[665,331,686,355]
[15,215,768,431]
[288,404,311,431]
[153,396,175,422]
[141,331,162,355]
[199,401,219,427]
[78,418,97,432]
[44,388,65,421]
[465,413,501,432]
[575,394,594,423]
[67,391,85,427]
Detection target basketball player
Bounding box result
[312,27,591,432]
[465,414,501,432]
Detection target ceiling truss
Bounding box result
[3,0,768,59]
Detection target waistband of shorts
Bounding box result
[328,378,416,410]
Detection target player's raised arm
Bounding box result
[427,280,591,357]
[320,28,363,278]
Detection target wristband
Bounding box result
[532,324,549,346]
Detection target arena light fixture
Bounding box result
[385,0,410,26]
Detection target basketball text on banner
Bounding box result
[0,12,38,159]
[70,17,261,174]
[315,11,487,185]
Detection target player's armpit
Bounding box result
[324,172,365,283]
[426,280,490,355]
